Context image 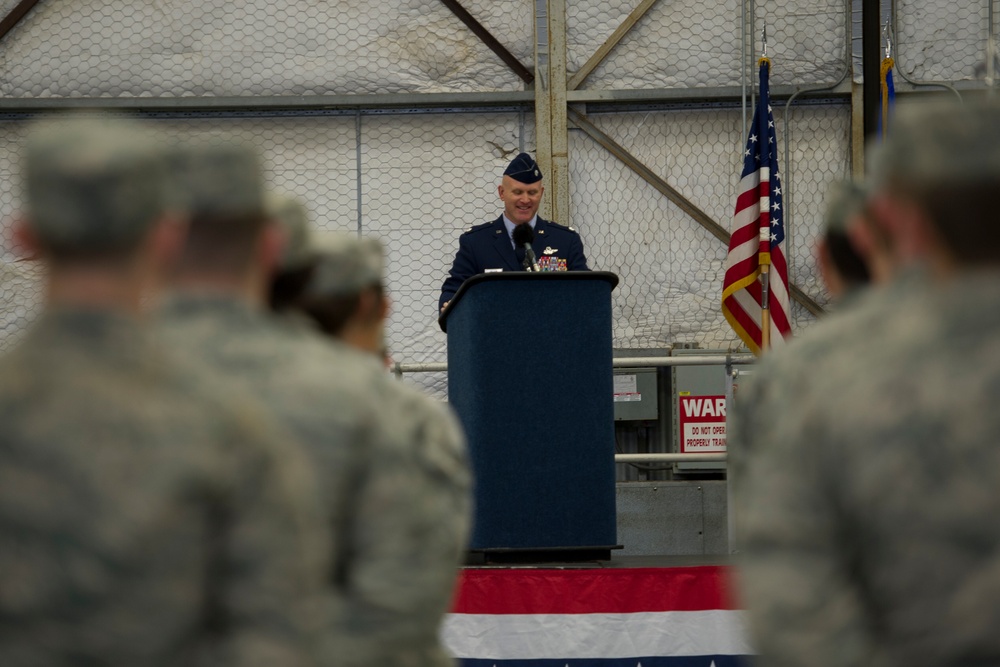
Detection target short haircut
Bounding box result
[296,284,384,337]
[825,230,871,286]
[269,263,315,313]
[175,213,268,275]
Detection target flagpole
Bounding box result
[880,22,895,136]
[757,26,771,354]
[760,249,771,352]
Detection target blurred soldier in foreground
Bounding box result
[733,99,1000,667]
[266,194,314,315]
[815,180,871,303]
[160,149,469,666]
[289,230,473,665]
[0,116,321,666]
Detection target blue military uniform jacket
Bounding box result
[438,216,589,312]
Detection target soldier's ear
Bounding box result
[356,287,389,325]
[258,222,286,274]
[814,237,845,300]
[9,217,41,260]
[148,214,188,268]
[376,290,390,321]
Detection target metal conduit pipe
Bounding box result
[611,354,756,368]
[391,354,756,377]
[781,0,852,268]
[615,453,727,463]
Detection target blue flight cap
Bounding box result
[503,152,543,184]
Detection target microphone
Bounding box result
[512,223,540,272]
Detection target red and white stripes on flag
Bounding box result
[442,566,752,666]
[722,58,792,354]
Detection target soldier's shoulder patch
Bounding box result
[547,220,579,234]
[463,221,495,236]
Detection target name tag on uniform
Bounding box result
[485,268,503,273]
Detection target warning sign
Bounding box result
[678,395,727,453]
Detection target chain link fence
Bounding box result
[0,0,988,400]
[895,0,992,83]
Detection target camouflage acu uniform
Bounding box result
[330,367,471,667]
[158,295,472,667]
[733,272,1000,666]
[0,115,324,666]
[733,98,1000,667]
[296,230,473,667]
[162,146,471,666]
[0,309,324,667]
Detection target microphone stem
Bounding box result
[523,245,539,271]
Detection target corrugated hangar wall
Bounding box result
[0,0,992,398]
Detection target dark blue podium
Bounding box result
[439,271,620,563]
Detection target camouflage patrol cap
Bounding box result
[25,114,170,252]
[266,193,313,270]
[867,98,1000,192]
[822,179,867,235]
[168,137,265,221]
[304,232,384,297]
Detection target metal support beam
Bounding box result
[534,0,570,226]
[0,91,537,113]
[567,0,660,91]
[0,81,868,114]
[568,107,730,243]
[439,0,534,85]
[0,0,42,41]
[568,107,825,318]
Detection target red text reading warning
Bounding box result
[678,395,727,453]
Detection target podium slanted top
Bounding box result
[438,270,619,333]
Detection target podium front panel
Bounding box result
[446,274,616,552]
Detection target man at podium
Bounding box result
[438,152,589,313]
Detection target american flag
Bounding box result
[721,58,792,354]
